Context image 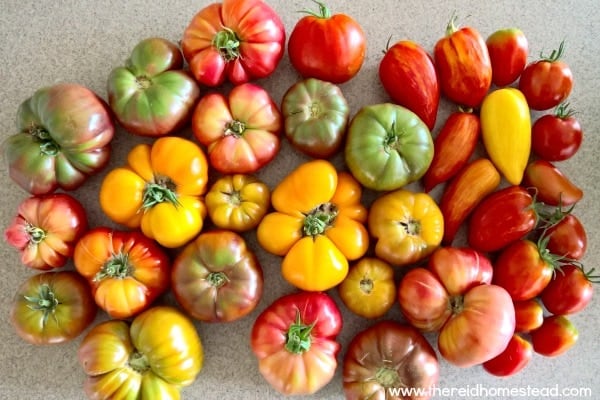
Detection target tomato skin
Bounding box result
[530,315,578,357]
[288,2,366,84]
[171,230,263,323]
[513,299,544,333]
[4,193,87,270]
[343,320,439,400]
[10,271,97,345]
[250,291,342,395]
[531,105,583,161]
[434,16,492,108]
[482,334,532,377]
[468,186,537,253]
[518,42,573,110]
[338,257,396,319]
[522,160,583,206]
[73,227,171,319]
[540,264,594,315]
[486,28,529,86]
[545,213,587,260]
[379,39,440,130]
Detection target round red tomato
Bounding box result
[518,41,573,110]
[530,315,578,357]
[540,264,596,315]
[531,104,583,161]
[287,1,366,83]
[482,334,532,377]
[545,212,587,260]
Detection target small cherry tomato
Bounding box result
[338,257,396,319]
[532,103,583,161]
[483,334,532,377]
[544,212,587,260]
[486,27,529,87]
[522,160,583,206]
[513,299,544,333]
[540,264,597,315]
[530,315,578,357]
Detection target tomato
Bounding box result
[338,257,396,319]
[531,103,583,161]
[250,291,342,395]
[530,315,578,357]
[513,299,544,333]
[192,82,281,174]
[368,189,443,267]
[107,37,200,137]
[10,271,96,345]
[99,136,208,248]
[422,110,480,192]
[398,247,514,368]
[73,227,171,319]
[4,83,114,195]
[171,230,263,323]
[519,41,573,110]
[281,78,349,158]
[345,103,434,191]
[482,334,532,377]
[433,15,492,108]
[78,306,203,399]
[379,39,440,130]
[181,0,285,87]
[522,159,583,206]
[492,238,557,301]
[540,264,597,315]
[205,174,270,232]
[4,193,87,270]
[343,320,439,400]
[257,160,368,291]
[468,186,538,253]
[545,212,587,260]
[486,27,529,86]
[287,0,366,84]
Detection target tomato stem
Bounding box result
[540,40,566,62]
[374,366,400,387]
[213,27,241,61]
[225,120,246,137]
[29,125,60,156]
[555,102,577,119]
[445,12,459,35]
[128,351,150,373]
[359,277,374,294]
[207,271,229,288]
[142,176,180,210]
[25,224,46,244]
[303,202,338,236]
[285,310,315,354]
[399,219,421,236]
[449,295,464,314]
[299,0,331,18]
[95,253,131,281]
[135,75,152,90]
[23,284,60,327]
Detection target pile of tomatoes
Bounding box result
[2,0,594,399]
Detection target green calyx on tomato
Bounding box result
[301,0,332,18]
[93,253,131,281]
[285,310,316,354]
[142,177,179,209]
[225,120,247,137]
[28,126,60,156]
[213,27,241,61]
[128,350,151,373]
[303,203,338,236]
[540,39,566,62]
[23,284,59,325]
[207,271,230,288]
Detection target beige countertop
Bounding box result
[1,1,599,399]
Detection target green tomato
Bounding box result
[344,103,434,191]
[4,83,115,195]
[281,78,349,158]
[107,37,200,137]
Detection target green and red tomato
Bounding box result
[530,315,578,357]
[486,27,529,86]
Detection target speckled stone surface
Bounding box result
[1,1,599,399]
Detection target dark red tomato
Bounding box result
[540,264,597,315]
[468,186,537,253]
[482,334,532,377]
[486,27,529,87]
[518,41,573,110]
[493,239,555,301]
[513,299,544,333]
[522,160,583,206]
[545,213,587,260]
[287,1,366,84]
[530,315,578,357]
[531,103,583,161]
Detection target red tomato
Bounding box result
[492,239,556,301]
[483,334,532,377]
[545,213,587,260]
[486,27,529,86]
[531,103,583,161]
[192,83,281,174]
[288,1,366,84]
[379,40,440,130]
[522,160,583,206]
[513,299,544,333]
[433,15,492,108]
[530,315,578,357]
[540,264,596,315]
[518,41,573,110]
[181,0,285,87]
[398,247,514,368]
[4,193,87,270]
[468,186,538,253]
